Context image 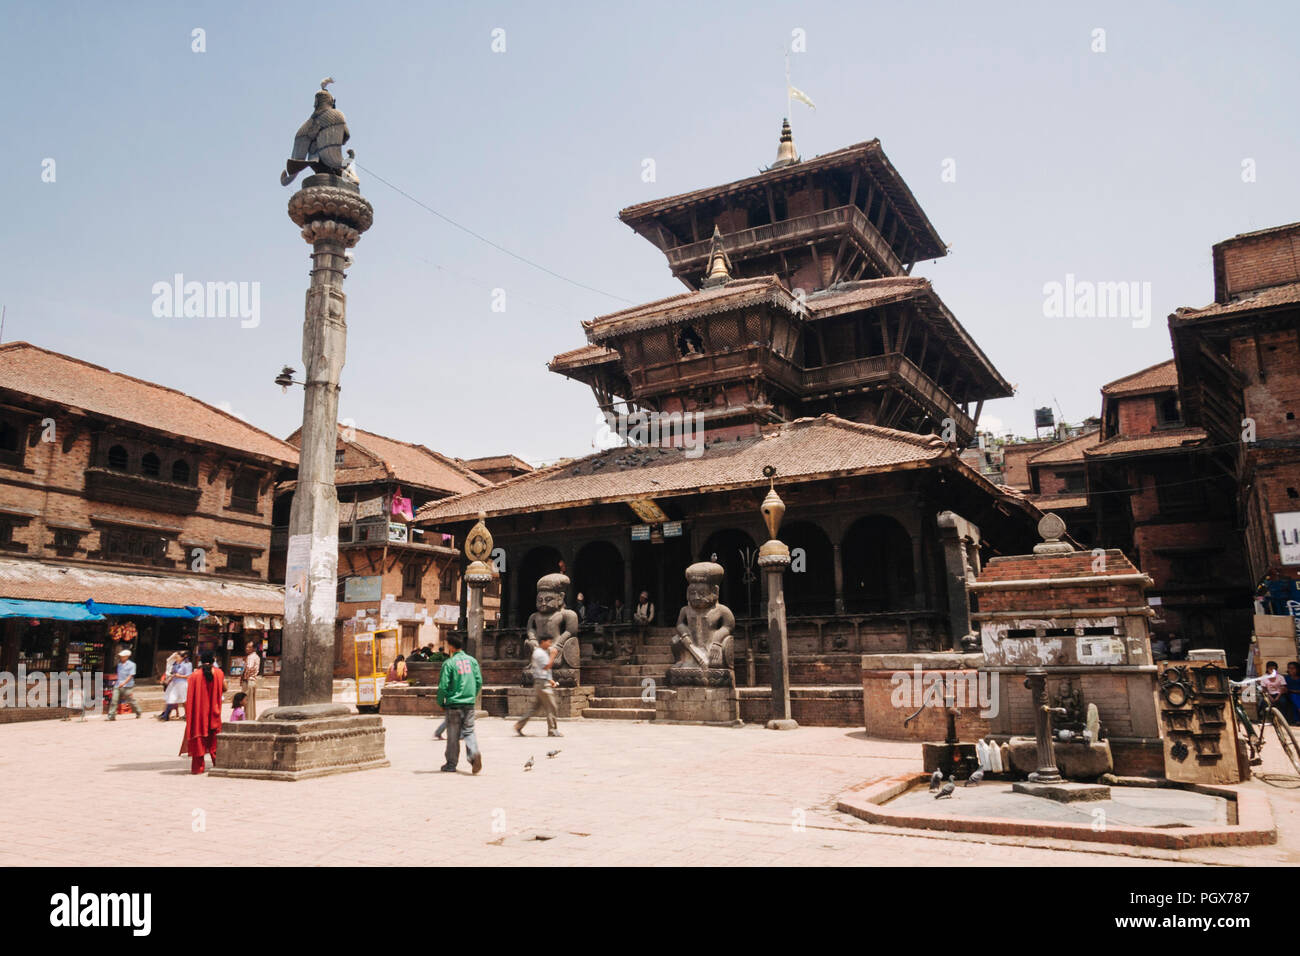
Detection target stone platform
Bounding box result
[654,685,741,725]
[837,772,1277,849]
[209,704,388,781]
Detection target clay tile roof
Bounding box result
[0,342,297,464]
[1100,358,1178,396]
[464,454,533,473]
[288,426,491,496]
[548,344,619,370]
[1175,281,1300,320]
[1027,493,1089,511]
[415,414,953,523]
[0,557,285,615]
[802,277,930,315]
[1084,426,1207,458]
[583,276,787,339]
[1027,430,1102,465]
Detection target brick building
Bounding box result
[270,425,494,668]
[1171,221,1300,614]
[0,342,295,680]
[1083,359,1252,661]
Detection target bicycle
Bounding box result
[1229,677,1300,775]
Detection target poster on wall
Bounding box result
[284,534,311,622]
[1275,512,1300,565]
[344,575,383,603]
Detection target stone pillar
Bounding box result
[832,542,845,614]
[463,513,494,662]
[936,511,979,653]
[760,476,797,730]
[280,174,373,707]
[210,157,386,779]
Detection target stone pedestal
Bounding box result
[1012,781,1111,803]
[1005,735,1114,779]
[506,685,593,719]
[654,685,741,725]
[209,704,389,781]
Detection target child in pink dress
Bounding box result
[230,692,248,722]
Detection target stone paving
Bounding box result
[3,710,1300,866]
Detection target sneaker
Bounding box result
[434,734,444,740]
[440,764,457,772]
[548,730,564,737]
[471,752,482,775]
[514,724,526,737]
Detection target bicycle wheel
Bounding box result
[1267,706,1300,776]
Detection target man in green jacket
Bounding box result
[437,633,483,774]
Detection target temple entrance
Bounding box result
[630,535,691,627]
[515,545,563,626]
[841,515,915,613]
[782,520,836,616]
[574,540,624,623]
[700,528,759,619]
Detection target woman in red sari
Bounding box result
[180,651,225,774]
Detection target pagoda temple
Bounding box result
[416,123,1045,727]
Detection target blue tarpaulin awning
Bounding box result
[84,601,206,619]
[0,599,106,621]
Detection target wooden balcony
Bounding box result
[803,352,976,441]
[628,347,974,441]
[665,205,903,280]
[84,467,202,514]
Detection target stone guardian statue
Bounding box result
[524,573,581,687]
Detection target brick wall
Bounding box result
[0,410,281,581]
[1214,227,1300,301]
[862,669,992,740]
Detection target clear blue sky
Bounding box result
[3,1,1297,462]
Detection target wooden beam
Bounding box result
[847,167,861,210]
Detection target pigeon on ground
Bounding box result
[965,769,984,787]
[524,756,534,772]
[546,750,561,758]
[935,781,955,799]
[929,768,943,791]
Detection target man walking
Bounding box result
[107,649,141,720]
[241,640,261,720]
[514,634,562,738]
[437,633,483,774]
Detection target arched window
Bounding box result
[141,452,161,477]
[171,460,191,484]
[107,445,129,471]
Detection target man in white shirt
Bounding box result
[241,640,261,720]
[513,635,562,737]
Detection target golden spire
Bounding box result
[701,225,732,288]
[771,117,799,169]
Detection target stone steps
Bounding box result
[581,706,656,720]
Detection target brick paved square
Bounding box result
[3,713,1299,867]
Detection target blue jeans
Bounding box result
[443,705,478,769]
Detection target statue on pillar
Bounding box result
[667,562,735,687]
[524,573,581,687]
[280,78,352,186]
